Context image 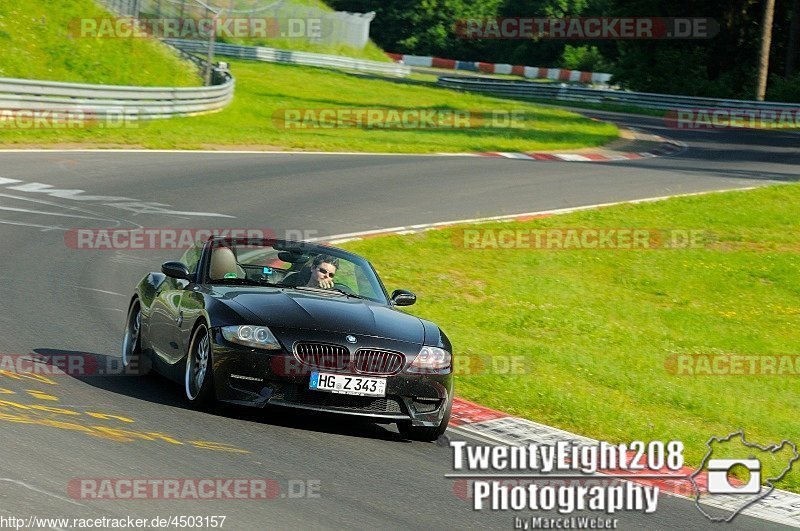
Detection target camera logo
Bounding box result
[707,459,761,494]
[689,431,798,523]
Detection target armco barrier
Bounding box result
[166,39,410,77]
[0,68,234,120]
[437,77,799,112]
[388,53,612,85]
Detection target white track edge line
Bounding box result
[311,186,765,244]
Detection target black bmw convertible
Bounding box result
[122,237,453,441]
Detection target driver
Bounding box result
[306,254,339,289]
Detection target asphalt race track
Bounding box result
[0,113,797,529]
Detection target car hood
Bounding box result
[211,287,425,344]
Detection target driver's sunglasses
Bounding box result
[317,267,335,278]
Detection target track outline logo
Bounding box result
[689,430,799,522]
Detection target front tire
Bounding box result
[184,323,215,407]
[122,299,150,375]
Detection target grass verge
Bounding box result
[0,60,618,152]
[340,184,800,492]
[0,0,199,86]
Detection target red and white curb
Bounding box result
[386,53,612,85]
[315,186,797,527]
[447,398,800,527]
[472,130,687,162]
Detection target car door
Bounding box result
[172,241,209,364]
[148,276,186,364]
[150,241,205,365]
[175,288,206,361]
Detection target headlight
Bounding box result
[221,325,281,350]
[408,346,451,372]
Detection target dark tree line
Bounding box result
[330,0,800,101]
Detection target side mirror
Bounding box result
[391,289,416,307]
[162,261,190,280]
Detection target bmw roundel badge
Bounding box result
[346,335,357,344]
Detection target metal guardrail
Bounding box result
[0,34,402,123]
[0,67,234,120]
[437,77,799,111]
[166,38,410,77]
[1,4,234,123]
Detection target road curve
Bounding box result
[0,116,797,530]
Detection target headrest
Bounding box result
[210,247,240,280]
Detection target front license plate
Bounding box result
[309,371,386,397]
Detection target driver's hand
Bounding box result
[319,277,334,289]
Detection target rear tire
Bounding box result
[184,323,215,407]
[122,299,150,376]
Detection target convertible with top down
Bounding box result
[122,237,453,441]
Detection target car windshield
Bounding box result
[203,239,388,304]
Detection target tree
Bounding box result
[756,0,776,100]
[330,0,798,100]
[328,0,503,57]
[786,0,799,76]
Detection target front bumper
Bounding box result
[210,328,453,427]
